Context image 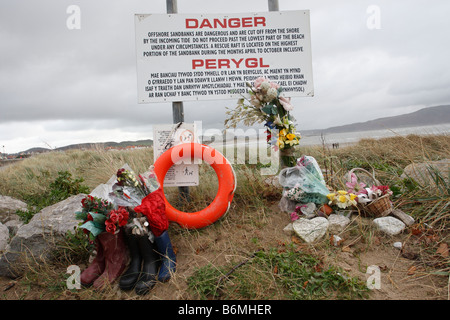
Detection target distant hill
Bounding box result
[21,139,153,154]
[55,139,153,151]
[303,105,450,135]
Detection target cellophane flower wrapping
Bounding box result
[108,164,167,240]
[279,156,330,204]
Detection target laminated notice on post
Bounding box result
[153,123,199,187]
[135,10,314,103]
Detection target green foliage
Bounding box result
[254,248,369,300]
[187,246,369,300]
[16,171,90,223]
[52,226,95,265]
[187,264,226,300]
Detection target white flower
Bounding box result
[265,87,278,101]
[259,81,271,93]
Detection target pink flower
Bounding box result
[290,211,299,221]
[279,96,293,111]
[253,77,268,89]
[346,173,367,195]
[270,82,280,89]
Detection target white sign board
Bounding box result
[135,10,313,103]
[153,123,199,187]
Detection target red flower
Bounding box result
[105,220,117,234]
[109,212,119,224]
[116,207,129,227]
[81,195,94,208]
[104,207,130,233]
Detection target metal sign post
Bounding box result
[166,0,190,202]
[268,0,279,12]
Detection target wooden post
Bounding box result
[166,0,190,202]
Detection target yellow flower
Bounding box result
[277,138,284,148]
[286,133,296,141]
[337,190,348,195]
[339,195,347,203]
[327,193,336,201]
[349,193,357,201]
[279,129,287,137]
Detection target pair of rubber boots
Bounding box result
[119,230,176,295]
[80,231,128,289]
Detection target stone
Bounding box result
[293,217,329,243]
[0,195,28,224]
[390,209,415,227]
[0,194,86,278]
[372,216,406,236]
[4,219,23,236]
[283,223,294,235]
[401,159,449,189]
[0,222,9,253]
[327,214,351,234]
[393,242,403,250]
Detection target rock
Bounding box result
[0,222,9,252]
[4,219,23,236]
[0,194,86,278]
[293,217,329,243]
[390,209,415,226]
[393,242,402,250]
[401,159,449,188]
[372,216,406,236]
[327,214,351,234]
[283,223,294,235]
[0,195,28,224]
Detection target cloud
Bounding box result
[1,0,450,153]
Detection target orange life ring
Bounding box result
[153,142,236,229]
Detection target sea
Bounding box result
[209,123,450,155]
[299,123,450,147]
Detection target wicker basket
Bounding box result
[362,194,393,217]
[346,168,393,217]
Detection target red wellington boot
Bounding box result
[80,237,105,287]
[93,230,128,289]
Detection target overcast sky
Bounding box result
[1,0,450,153]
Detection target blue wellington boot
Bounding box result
[154,230,176,282]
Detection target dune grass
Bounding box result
[0,133,448,300]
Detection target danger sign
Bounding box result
[135,10,313,103]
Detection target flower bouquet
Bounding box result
[108,165,168,239]
[345,170,393,217]
[104,207,129,234]
[75,195,129,288]
[76,195,118,239]
[326,190,358,210]
[355,185,393,217]
[224,77,301,168]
